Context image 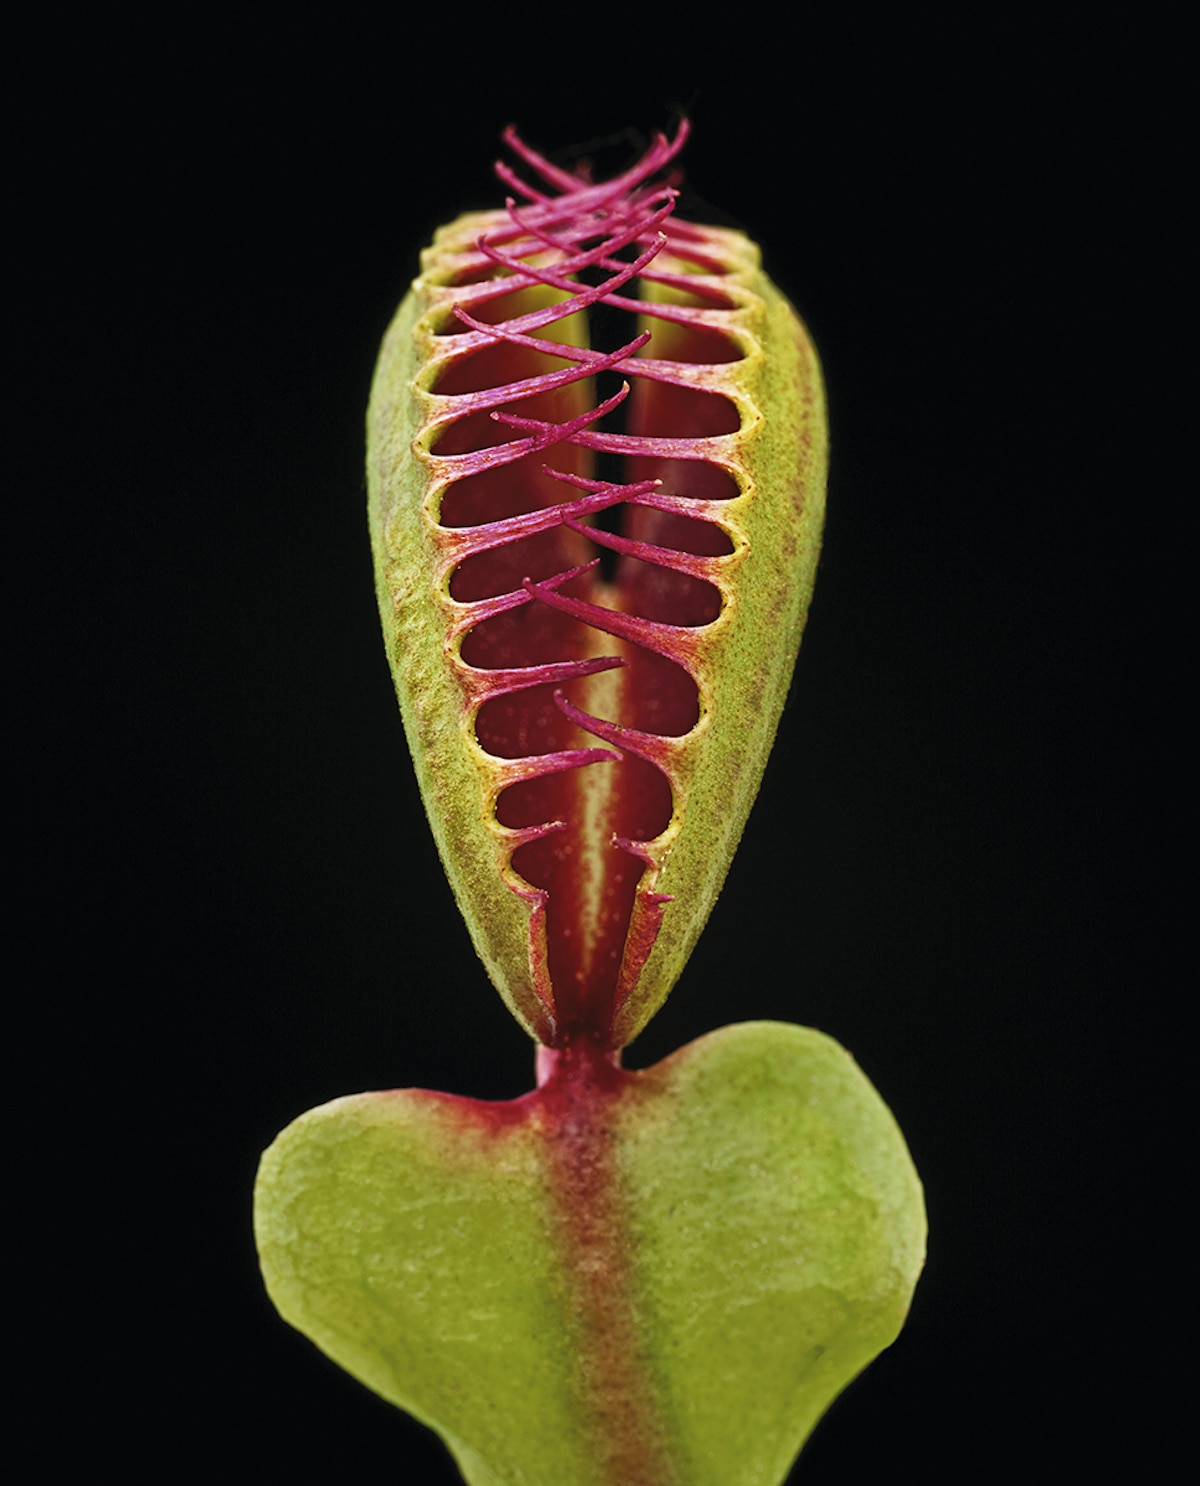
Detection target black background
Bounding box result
[32,14,1168,1480]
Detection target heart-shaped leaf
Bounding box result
[255,1021,924,1485]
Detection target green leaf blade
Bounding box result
[254,1021,924,1485]
[614,1022,925,1483]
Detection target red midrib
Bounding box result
[536,1039,678,1484]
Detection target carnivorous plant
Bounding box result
[254,121,925,1486]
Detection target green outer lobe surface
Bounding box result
[368,247,569,1046]
[368,216,827,1047]
[615,259,827,1046]
[254,1021,925,1486]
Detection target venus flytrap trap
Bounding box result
[254,122,925,1486]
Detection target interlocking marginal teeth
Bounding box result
[477,203,673,287]
[435,486,633,563]
[367,119,826,1046]
[520,577,707,666]
[495,119,690,208]
[559,518,730,582]
[551,691,689,773]
[456,656,624,709]
[443,560,607,637]
[486,748,621,787]
[471,323,648,370]
[426,382,633,480]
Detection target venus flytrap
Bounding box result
[254,122,925,1486]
